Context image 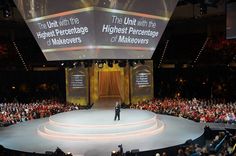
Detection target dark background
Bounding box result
[0,0,236,102]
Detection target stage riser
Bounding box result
[38,126,164,141]
[43,121,161,133]
[37,110,165,141]
[0,110,204,156]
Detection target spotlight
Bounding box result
[3,6,11,18]
[128,60,134,67]
[200,2,207,15]
[61,62,64,66]
[66,152,73,156]
[111,150,118,156]
[73,62,77,67]
[98,61,104,68]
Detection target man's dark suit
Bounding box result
[114,104,120,121]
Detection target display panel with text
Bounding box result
[14,0,178,60]
[131,60,153,103]
[65,67,88,105]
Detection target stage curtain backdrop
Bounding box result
[99,71,121,97]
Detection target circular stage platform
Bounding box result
[38,109,164,140]
[0,109,204,156]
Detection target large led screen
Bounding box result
[227,0,236,39]
[14,0,178,60]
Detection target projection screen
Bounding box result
[14,0,178,60]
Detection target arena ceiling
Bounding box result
[0,0,235,70]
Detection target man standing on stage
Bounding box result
[114,101,121,121]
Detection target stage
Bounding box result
[0,109,204,156]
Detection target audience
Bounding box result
[0,97,236,156]
[0,99,79,127]
[174,131,236,156]
[1,97,236,127]
[131,98,236,124]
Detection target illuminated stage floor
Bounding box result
[0,109,204,156]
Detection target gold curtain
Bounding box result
[99,71,121,97]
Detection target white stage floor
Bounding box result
[0,109,204,156]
